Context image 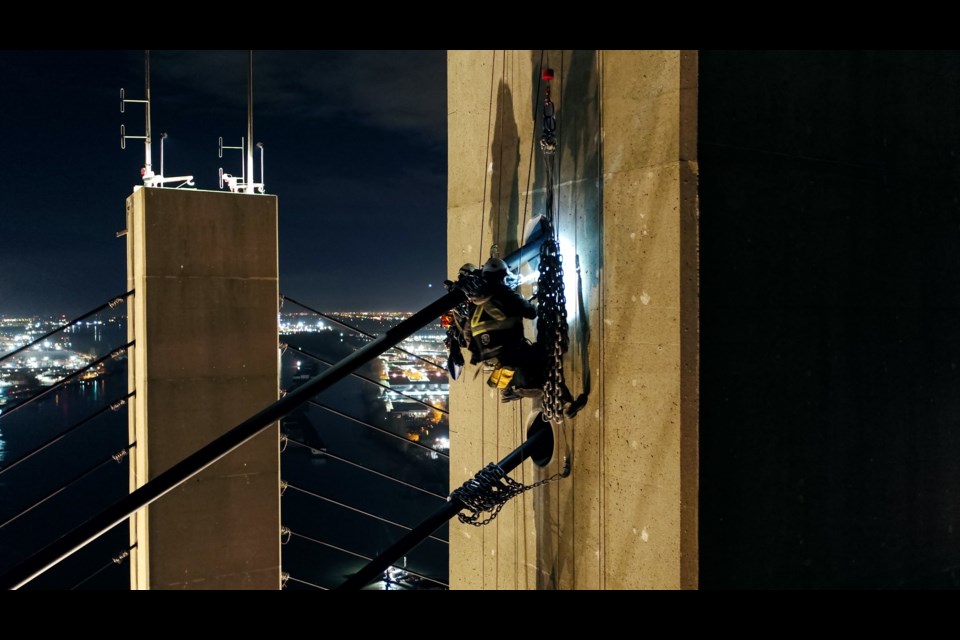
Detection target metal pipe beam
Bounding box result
[336,424,551,590]
[0,289,465,590]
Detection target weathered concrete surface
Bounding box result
[448,50,698,589]
[126,187,280,589]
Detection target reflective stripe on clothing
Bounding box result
[471,299,520,337]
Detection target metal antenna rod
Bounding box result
[160,132,168,177]
[144,50,153,177]
[246,50,255,194]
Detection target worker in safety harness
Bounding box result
[443,258,587,418]
[464,257,541,402]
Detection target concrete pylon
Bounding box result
[447,50,699,589]
[126,187,280,589]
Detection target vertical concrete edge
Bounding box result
[678,49,700,590]
[127,187,150,589]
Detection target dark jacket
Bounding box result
[468,283,536,364]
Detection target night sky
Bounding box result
[0,50,447,317]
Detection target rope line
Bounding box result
[0,443,133,532]
[0,341,134,421]
[284,528,449,589]
[477,49,498,264]
[494,49,507,245]
[281,435,447,501]
[280,295,447,373]
[0,291,132,365]
[283,481,448,545]
[306,399,448,459]
[0,391,135,479]
[479,54,498,587]
[519,49,546,251]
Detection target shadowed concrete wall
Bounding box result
[126,187,280,589]
[700,51,960,588]
[447,50,698,589]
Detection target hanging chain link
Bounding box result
[540,87,557,154]
[537,238,569,422]
[452,459,569,527]
[536,82,570,424]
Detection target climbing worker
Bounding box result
[447,256,587,418]
[465,256,544,402]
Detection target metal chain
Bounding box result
[535,80,570,424]
[537,237,569,423]
[452,460,568,527]
[540,86,557,154]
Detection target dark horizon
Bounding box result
[0,50,447,318]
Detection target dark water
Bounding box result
[279,331,449,590]
[0,322,130,590]
[0,323,449,590]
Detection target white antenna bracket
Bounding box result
[218,136,264,193]
[120,53,196,189]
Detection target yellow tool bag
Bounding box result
[486,365,516,389]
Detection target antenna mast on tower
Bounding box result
[219,50,265,194]
[120,50,194,189]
